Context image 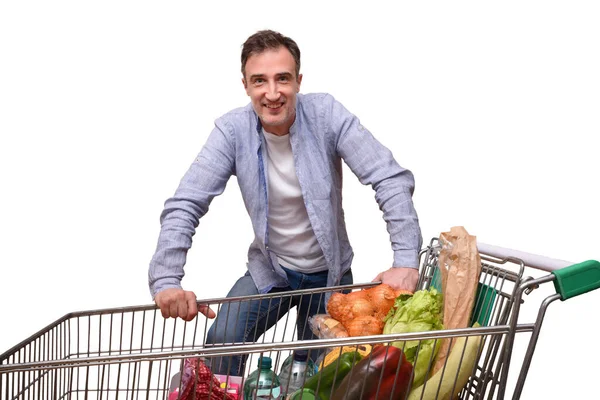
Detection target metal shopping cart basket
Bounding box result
[1,239,599,400]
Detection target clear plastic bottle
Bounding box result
[278,350,315,398]
[244,356,281,400]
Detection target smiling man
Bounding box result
[148,30,422,376]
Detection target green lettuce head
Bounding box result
[383,288,444,387]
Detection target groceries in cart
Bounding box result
[289,226,484,400]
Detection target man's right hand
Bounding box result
[154,288,216,321]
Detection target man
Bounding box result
[148,30,422,376]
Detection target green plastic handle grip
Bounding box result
[552,260,600,300]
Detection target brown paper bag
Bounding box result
[431,226,481,376]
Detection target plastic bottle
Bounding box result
[243,356,281,400]
[278,350,315,398]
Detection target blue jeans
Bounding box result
[205,267,353,376]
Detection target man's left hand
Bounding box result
[372,267,419,293]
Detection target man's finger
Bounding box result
[177,297,188,320]
[155,292,170,318]
[199,304,216,319]
[185,294,199,321]
[169,300,179,319]
[159,305,169,319]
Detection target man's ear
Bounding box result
[242,78,250,95]
[296,74,303,92]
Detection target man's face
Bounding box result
[242,47,302,136]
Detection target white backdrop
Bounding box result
[1,1,598,399]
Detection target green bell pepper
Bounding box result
[302,351,363,400]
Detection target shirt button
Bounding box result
[266,245,270,251]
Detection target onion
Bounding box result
[366,284,397,318]
[346,315,385,336]
[348,297,376,319]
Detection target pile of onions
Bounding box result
[326,284,410,336]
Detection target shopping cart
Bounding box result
[1,239,598,400]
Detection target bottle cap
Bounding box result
[258,356,272,369]
[293,350,308,362]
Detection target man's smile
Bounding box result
[264,103,284,109]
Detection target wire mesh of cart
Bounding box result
[1,240,599,400]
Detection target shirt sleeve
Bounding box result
[326,94,423,268]
[148,118,236,298]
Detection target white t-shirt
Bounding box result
[262,129,327,272]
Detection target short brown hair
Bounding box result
[241,30,301,79]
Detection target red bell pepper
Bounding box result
[331,345,413,400]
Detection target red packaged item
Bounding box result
[177,358,237,400]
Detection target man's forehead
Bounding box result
[245,47,296,72]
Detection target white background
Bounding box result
[1,1,598,399]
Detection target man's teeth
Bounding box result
[265,104,282,109]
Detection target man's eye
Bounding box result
[278,76,289,82]
[253,79,264,85]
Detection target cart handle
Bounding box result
[551,260,600,300]
[477,242,600,301]
[477,242,572,271]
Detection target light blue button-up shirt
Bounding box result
[148,93,422,298]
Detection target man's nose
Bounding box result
[265,82,280,101]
